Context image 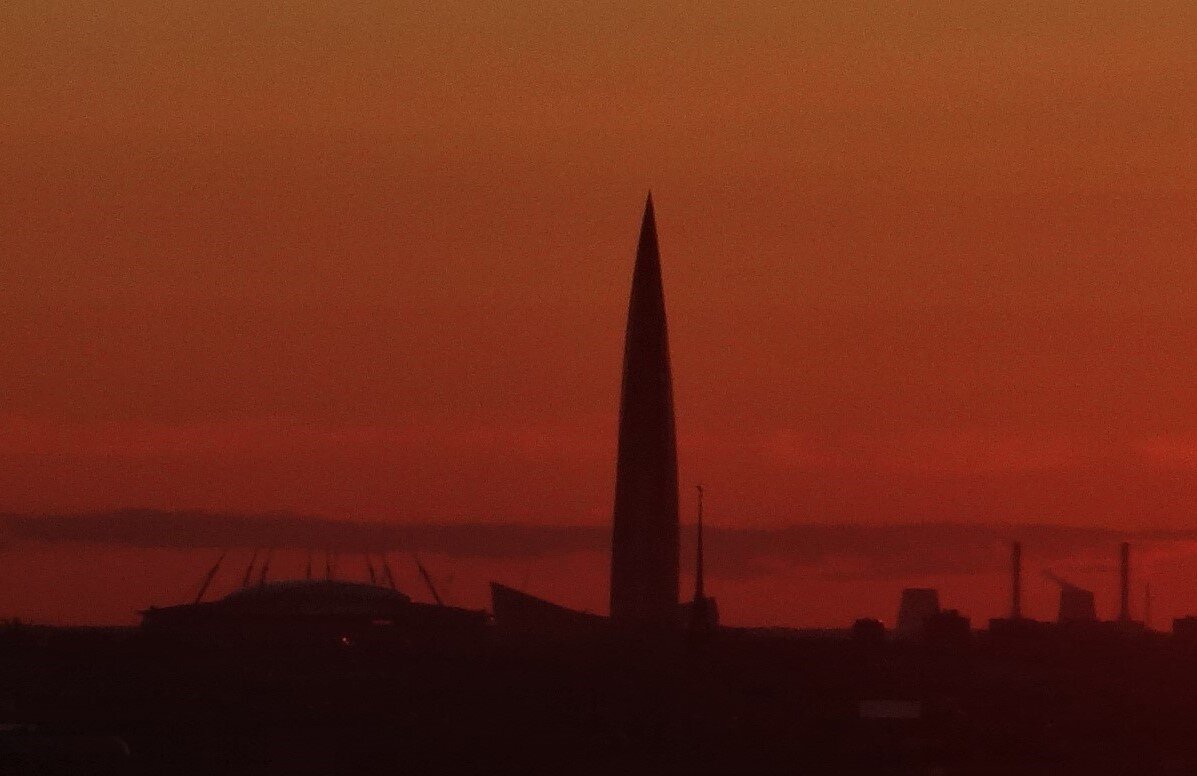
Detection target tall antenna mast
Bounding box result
[694,484,705,602]
[687,484,718,634]
[366,554,378,585]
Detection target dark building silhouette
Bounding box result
[924,609,971,645]
[851,617,886,644]
[489,583,608,640]
[141,579,488,647]
[1044,571,1096,623]
[609,193,680,630]
[896,588,940,638]
[1173,616,1197,643]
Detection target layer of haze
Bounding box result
[4,3,1197,623]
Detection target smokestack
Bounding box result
[1011,541,1022,620]
[1119,542,1130,623]
[1145,583,1152,630]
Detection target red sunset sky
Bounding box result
[4,3,1197,625]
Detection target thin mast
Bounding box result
[414,553,444,606]
[695,485,705,602]
[241,549,260,588]
[381,552,398,591]
[257,548,272,586]
[194,550,227,604]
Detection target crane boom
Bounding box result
[194,550,227,604]
[257,548,272,586]
[381,552,398,591]
[414,553,444,606]
[241,549,260,588]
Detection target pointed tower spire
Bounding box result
[610,192,680,630]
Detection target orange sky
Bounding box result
[4,3,1197,623]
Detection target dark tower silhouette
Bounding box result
[1011,541,1022,620]
[610,193,680,630]
[1119,542,1131,623]
[897,588,941,637]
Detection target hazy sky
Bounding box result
[5,2,1197,534]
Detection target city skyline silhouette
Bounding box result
[6,4,1197,772]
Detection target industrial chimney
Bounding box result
[1010,541,1022,620]
[1119,542,1131,624]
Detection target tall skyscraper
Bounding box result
[609,193,680,629]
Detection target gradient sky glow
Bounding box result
[4,3,1197,623]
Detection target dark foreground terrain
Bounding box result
[2,623,1197,775]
